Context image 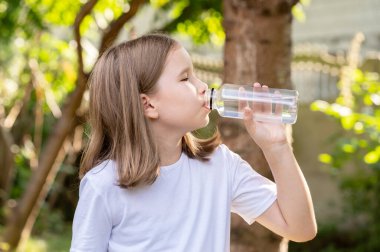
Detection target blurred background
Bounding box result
[0,0,379,251]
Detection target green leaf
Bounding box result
[342,144,355,153]
[364,151,379,164]
[319,153,332,164]
[176,8,224,46]
[310,100,330,112]
[353,68,365,83]
[292,4,306,23]
[363,94,373,106]
[358,139,368,148]
[169,0,189,19]
[353,122,365,134]
[341,115,356,130]
[150,0,171,8]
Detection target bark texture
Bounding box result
[222,0,299,251]
[0,126,13,207]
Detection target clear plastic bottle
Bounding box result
[205,83,299,124]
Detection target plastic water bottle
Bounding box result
[205,84,299,124]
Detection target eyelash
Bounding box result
[181,77,189,82]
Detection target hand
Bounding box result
[238,82,288,151]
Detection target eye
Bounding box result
[181,77,189,82]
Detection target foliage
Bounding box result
[311,70,380,168]
[0,0,44,44]
[292,0,311,23]
[311,68,380,250]
[0,0,78,208]
[151,0,224,46]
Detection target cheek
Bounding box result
[155,84,198,115]
[165,86,196,105]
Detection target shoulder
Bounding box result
[211,144,242,164]
[198,144,243,176]
[80,160,118,195]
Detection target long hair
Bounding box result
[80,34,220,188]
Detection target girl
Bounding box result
[70,33,316,251]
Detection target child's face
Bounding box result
[152,46,210,134]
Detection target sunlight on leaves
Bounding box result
[319,153,332,164]
[353,121,364,134]
[292,4,306,23]
[292,0,311,23]
[342,144,355,153]
[0,1,8,13]
[364,151,379,164]
[310,100,329,112]
[341,114,356,130]
[150,0,170,8]
[177,9,224,46]
[169,0,189,19]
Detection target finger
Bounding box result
[252,82,262,113]
[261,85,271,114]
[238,87,248,114]
[243,107,255,132]
[244,107,253,121]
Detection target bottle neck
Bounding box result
[205,88,216,110]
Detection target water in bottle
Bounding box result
[205,83,299,124]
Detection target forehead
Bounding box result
[164,46,192,71]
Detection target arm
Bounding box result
[257,142,317,242]
[240,83,317,242]
[70,178,112,251]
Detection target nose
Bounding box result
[197,79,208,95]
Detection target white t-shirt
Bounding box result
[70,144,277,252]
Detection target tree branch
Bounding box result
[99,0,145,54]
[0,125,14,207]
[73,0,98,78]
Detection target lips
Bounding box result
[202,98,210,110]
[203,99,208,108]
[203,92,210,110]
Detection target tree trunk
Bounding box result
[1,74,87,250]
[0,126,13,209]
[222,0,298,251]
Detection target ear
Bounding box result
[140,94,159,119]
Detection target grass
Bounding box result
[0,224,72,252]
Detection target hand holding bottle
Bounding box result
[238,83,288,151]
[206,83,298,124]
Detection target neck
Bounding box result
[154,133,183,166]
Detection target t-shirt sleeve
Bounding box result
[70,177,112,252]
[231,155,277,225]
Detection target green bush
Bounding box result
[310,69,380,251]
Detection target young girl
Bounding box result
[70,34,317,251]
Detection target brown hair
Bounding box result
[80,33,220,187]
